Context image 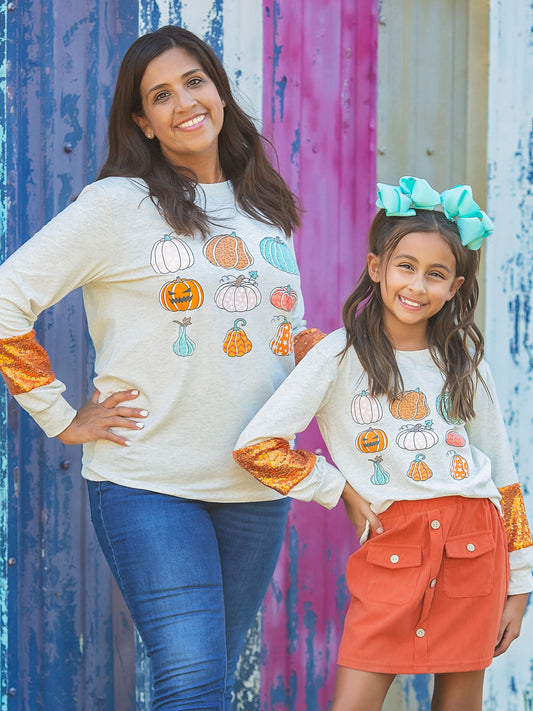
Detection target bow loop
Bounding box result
[440,185,480,220]
[375,176,492,250]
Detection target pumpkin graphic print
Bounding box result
[214,273,262,312]
[151,234,194,273]
[223,319,253,357]
[351,390,383,425]
[173,317,195,357]
[270,285,298,312]
[390,388,430,420]
[448,450,469,479]
[396,420,438,451]
[356,427,388,454]
[260,236,299,274]
[203,231,254,270]
[159,277,204,312]
[270,316,293,356]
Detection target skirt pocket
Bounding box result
[347,541,423,606]
[442,529,495,598]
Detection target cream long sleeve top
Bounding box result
[0,176,317,502]
[235,328,533,594]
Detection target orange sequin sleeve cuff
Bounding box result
[0,330,56,395]
[499,482,533,552]
[233,437,316,495]
[294,328,326,365]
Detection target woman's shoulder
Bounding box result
[78,176,149,201]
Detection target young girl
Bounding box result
[233,177,533,711]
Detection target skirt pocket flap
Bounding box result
[444,530,494,559]
[366,543,422,569]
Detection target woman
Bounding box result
[0,25,324,710]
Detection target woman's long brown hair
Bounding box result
[98,25,300,238]
[342,209,484,423]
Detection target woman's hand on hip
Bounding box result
[57,389,148,446]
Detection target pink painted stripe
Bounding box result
[260,1,378,708]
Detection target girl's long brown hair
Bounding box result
[98,25,300,238]
[342,209,484,423]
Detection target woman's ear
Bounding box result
[132,113,153,139]
[367,252,381,283]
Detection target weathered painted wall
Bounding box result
[0,3,8,709]
[2,3,139,709]
[484,1,533,708]
[259,1,377,709]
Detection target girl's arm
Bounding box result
[466,362,533,595]
[234,338,383,534]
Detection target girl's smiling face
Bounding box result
[367,230,465,350]
[133,46,225,181]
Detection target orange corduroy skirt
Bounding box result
[337,496,509,674]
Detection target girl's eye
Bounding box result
[398,262,414,271]
[429,271,445,279]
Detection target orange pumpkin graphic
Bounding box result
[356,427,388,454]
[223,318,253,357]
[270,316,294,356]
[448,450,469,480]
[390,389,430,420]
[407,454,433,481]
[270,285,298,312]
[159,277,204,312]
[203,231,254,270]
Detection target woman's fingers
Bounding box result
[57,389,149,445]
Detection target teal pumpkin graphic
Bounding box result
[259,236,299,274]
[436,392,463,425]
[173,317,196,357]
[369,456,390,485]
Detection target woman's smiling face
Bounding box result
[133,46,225,178]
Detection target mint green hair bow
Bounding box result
[376,176,494,250]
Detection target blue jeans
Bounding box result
[87,480,289,710]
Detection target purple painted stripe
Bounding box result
[261,0,377,708]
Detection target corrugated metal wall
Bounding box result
[376,0,533,709]
[259,2,377,709]
[2,4,139,709]
[0,1,377,709]
[484,1,533,708]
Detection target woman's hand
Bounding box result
[493,592,529,657]
[341,482,383,539]
[57,389,148,446]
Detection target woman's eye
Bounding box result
[154,91,170,102]
[187,77,203,88]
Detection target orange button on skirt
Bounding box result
[337,496,509,674]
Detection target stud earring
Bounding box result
[146,131,154,139]
[221,99,226,107]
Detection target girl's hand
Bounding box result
[57,389,148,447]
[341,482,383,539]
[493,592,529,657]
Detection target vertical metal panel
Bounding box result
[4,2,138,709]
[261,1,377,708]
[0,3,8,709]
[484,1,533,708]
[377,0,473,189]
